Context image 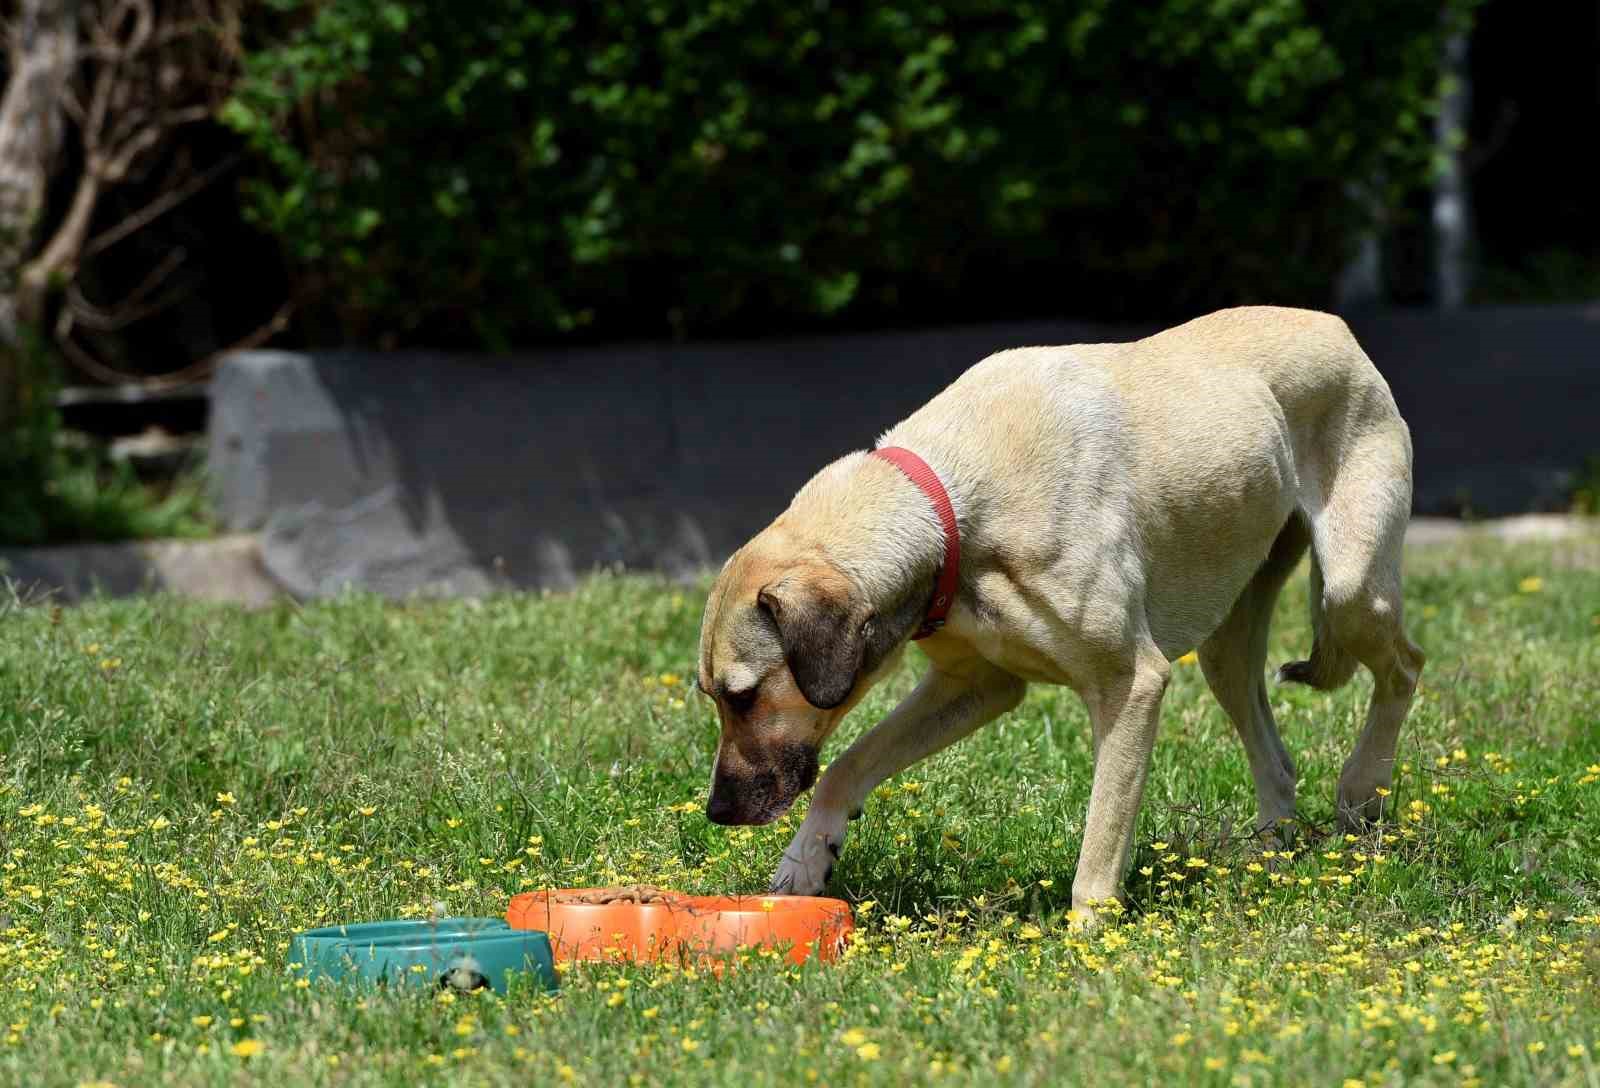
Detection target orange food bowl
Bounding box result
[506,888,853,965]
[505,888,684,962]
[673,894,854,965]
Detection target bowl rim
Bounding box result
[292,917,511,942]
[331,929,553,954]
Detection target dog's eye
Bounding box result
[722,686,758,714]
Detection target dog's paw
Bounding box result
[1336,791,1389,834]
[1067,895,1126,935]
[1066,903,1106,936]
[1254,814,1300,853]
[1337,765,1393,833]
[770,810,847,896]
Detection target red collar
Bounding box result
[871,446,960,639]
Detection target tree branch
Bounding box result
[58,297,295,389]
[6,0,261,407]
[83,152,239,257]
[60,245,187,332]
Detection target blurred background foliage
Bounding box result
[224,0,1473,348]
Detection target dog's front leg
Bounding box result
[1070,653,1170,930]
[770,657,1025,895]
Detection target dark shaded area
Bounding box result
[1468,0,1600,301]
[37,118,290,382]
[55,386,208,438]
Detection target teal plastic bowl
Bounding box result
[329,929,557,994]
[289,918,516,985]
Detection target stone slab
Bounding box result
[0,535,282,606]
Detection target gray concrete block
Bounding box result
[209,307,1600,599]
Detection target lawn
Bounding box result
[2,537,1598,1087]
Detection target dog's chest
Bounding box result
[938,604,1098,690]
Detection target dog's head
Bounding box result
[696,536,907,826]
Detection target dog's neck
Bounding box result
[783,451,949,618]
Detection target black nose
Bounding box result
[705,791,738,825]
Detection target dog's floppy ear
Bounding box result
[758,577,872,710]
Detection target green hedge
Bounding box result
[226,1,1470,348]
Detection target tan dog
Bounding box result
[695,306,1424,927]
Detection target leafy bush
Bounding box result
[1572,456,1600,517]
[0,419,212,547]
[226,0,1472,347]
[0,342,211,546]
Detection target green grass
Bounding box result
[1,388,212,546]
[2,539,1598,1087]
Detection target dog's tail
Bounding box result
[1276,544,1360,691]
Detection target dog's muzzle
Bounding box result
[705,743,819,826]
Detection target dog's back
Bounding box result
[890,305,1409,525]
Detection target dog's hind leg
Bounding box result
[1199,513,1310,837]
[769,656,1025,896]
[1325,521,1425,832]
[1281,434,1426,831]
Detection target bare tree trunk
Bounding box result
[1433,25,1472,309]
[1336,177,1386,310]
[0,0,79,429]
